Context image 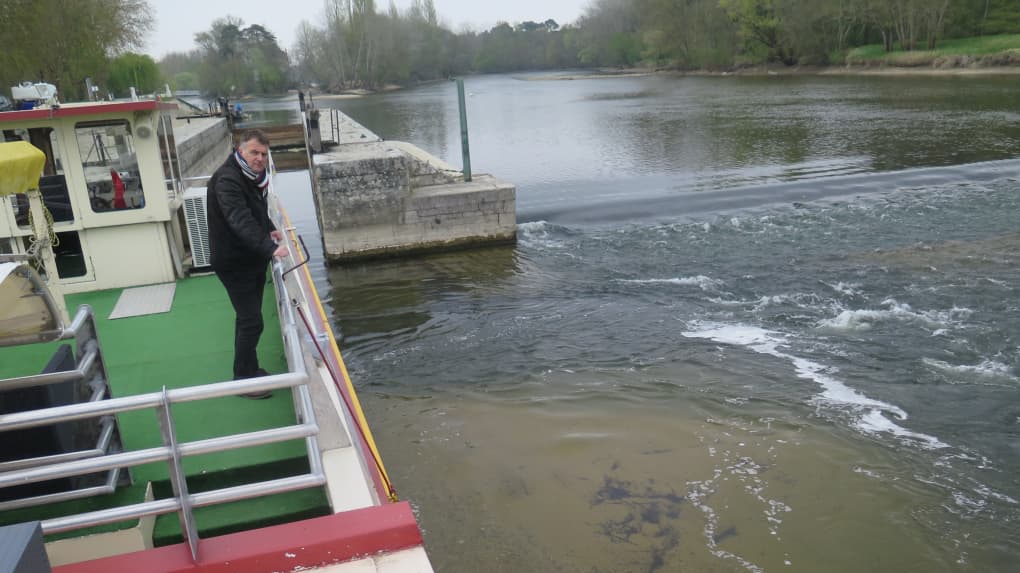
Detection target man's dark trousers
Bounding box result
[215,265,268,379]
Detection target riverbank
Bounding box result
[719,63,1020,76]
[307,59,1020,97]
[523,35,1020,80]
[520,63,1020,81]
[309,84,405,100]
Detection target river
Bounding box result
[256,72,1020,572]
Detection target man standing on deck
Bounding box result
[207,129,288,398]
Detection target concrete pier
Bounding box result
[313,110,516,262]
[170,114,231,178]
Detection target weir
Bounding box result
[310,110,516,262]
[310,109,517,263]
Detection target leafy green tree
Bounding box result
[0,0,153,100]
[576,0,643,66]
[242,25,290,92]
[973,0,1020,34]
[474,23,516,72]
[172,71,199,91]
[107,52,161,96]
[194,16,246,94]
[608,32,644,66]
[773,0,846,64]
[719,0,793,63]
[193,17,290,95]
[638,0,737,69]
[159,52,202,80]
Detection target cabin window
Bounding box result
[75,121,145,213]
[3,128,73,227]
[0,238,12,255]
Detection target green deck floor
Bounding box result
[0,274,329,541]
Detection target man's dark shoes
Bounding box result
[239,368,273,399]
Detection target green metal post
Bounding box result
[456,78,472,182]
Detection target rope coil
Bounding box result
[25,195,59,260]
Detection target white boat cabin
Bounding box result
[0,100,193,293]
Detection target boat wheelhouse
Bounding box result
[0,99,433,572]
[0,100,193,295]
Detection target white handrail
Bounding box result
[0,373,306,432]
[0,245,329,561]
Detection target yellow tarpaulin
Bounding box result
[0,141,46,197]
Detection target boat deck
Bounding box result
[0,274,329,545]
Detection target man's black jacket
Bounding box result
[206,154,277,271]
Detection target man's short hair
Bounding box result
[239,129,270,147]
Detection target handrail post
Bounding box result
[157,387,200,561]
[456,78,472,182]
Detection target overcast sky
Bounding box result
[147,0,590,58]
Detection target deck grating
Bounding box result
[108,283,176,319]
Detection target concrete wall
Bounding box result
[173,116,231,179]
[314,136,516,262]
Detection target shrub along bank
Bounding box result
[844,34,1020,68]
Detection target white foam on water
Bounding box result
[918,459,1018,516]
[682,322,949,449]
[517,220,565,249]
[973,482,1019,505]
[816,299,972,332]
[824,281,863,297]
[707,297,748,307]
[852,466,885,480]
[857,409,947,449]
[752,294,799,310]
[922,357,1017,381]
[620,275,725,291]
[816,309,883,331]
[688,478,766,573]
[517,220,549,234]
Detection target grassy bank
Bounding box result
[844,34,1020,67]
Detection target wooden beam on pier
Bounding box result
[231,124,306,150]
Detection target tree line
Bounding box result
[158,17,291,96]
[290,0,1020,90]
[1,0,1018,101]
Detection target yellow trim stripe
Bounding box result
[280,208,397,502]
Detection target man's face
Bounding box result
[239,139,269,174]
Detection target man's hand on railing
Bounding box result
[271,230,288,258]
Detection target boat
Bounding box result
[0,94,434,572]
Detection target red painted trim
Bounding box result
[277,200,391,502]
[299,280,391,501]
[0,101,177,123]
[53,502,423,573]
[323,338,392,501]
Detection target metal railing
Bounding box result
[0,261,326,561]
[328,107,341,144]
[0,305,120,515]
